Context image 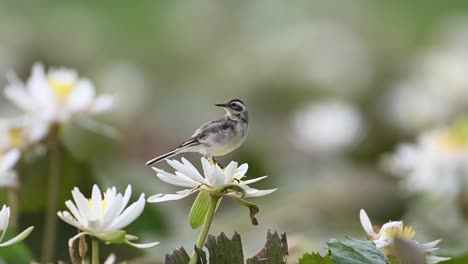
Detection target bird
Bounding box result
[145,98,249,166]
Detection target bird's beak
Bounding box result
[215,103,226,107]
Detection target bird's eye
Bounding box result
[230,103,237,108]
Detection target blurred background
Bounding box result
[0,0,468,263]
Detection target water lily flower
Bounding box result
[148,157,277,203]
[57,184,159,249]
[4,63,113,125]
[0,116,48,152]
[360,209,450,263]
[0,149,20,187]
[0,205,34,247]
[382,120,468,197]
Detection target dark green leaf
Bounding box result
[204,232,244,264]
[189,191,211,229]
[327,237,390,264]
[164,247,190,264]
[247,231,288,264]
[298,252,333,264]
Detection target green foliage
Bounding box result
[165,231,288,264]
[190,191,212,229]
[204,232,244,264]
[97,231,126,244]
[327,237,390,264]
[298,252,333,264]
[247,231,288,264]
[164,247,190,264]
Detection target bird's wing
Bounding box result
[180,118,226,147]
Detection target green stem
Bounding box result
[92,238,99,264]
[7,186,19,232]
[41,125,60,263]
[188,194,220,264]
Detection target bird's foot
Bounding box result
[209,157,224,169]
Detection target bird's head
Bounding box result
[215,99,248,121]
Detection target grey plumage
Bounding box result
[145,99,249,166]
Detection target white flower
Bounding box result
[290,99,365,156]
[383,123,468,197]
[382,24,468,132]
[360,209,450,263]
[147,158,276,203]
[0,205,34,247]
[4,63,113,124]
[57,184,159,249]
[0,149,20,187]
[0,116,48,152]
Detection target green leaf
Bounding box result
[299,252,333,264]
[164,247,190,264]
[189,191,211,229]
[96,230,126,244]
[327,237,390,264]
[204,232,244,264]
[247,231,288,264]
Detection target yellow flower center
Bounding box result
[87,198,108,214]
[385,225,416,241]
[48,78,75,101]
[439,119,468,152]
[7,127,25,149]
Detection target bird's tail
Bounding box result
[145,149,180,166]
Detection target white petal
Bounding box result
[244,188,277,197]
[0,226,33,247]
[0,149,20,172]
[425,255,451,264]
[75,117,119,139]
[419,239,443,252]
[71,187,91,225]
[104,253,116,264]
[373,238,391,249]
[223,161,238,184]
[125,240,159,249]
[64,201,82,223]
[68,79,95,112]
[91,95,114,113]
[152,167,199,188]
[106,193,145,231]
[57,211,81,229]
[91,185,103,220]
[235,163,249,178]
[102,195,123,228]
[147,189,194,203]
[359,209,377,238]
[167,158,205,183]
[0,205,10,242]
[201,158,215,183]
[4,86,34,112]
[242,176,268,185]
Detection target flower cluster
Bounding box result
[360,209,450,264]
[384,119,468,197]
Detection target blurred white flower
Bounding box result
[57,184,159,249]
[383,22,468,132]
[0,149,20,187]
[4,63,113,125]
[147,157,276,203]
[360,209,450,263]
[0,205,34,247]
[0,116,48,152]
[290,99,365,156]
[383,121,468,197]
